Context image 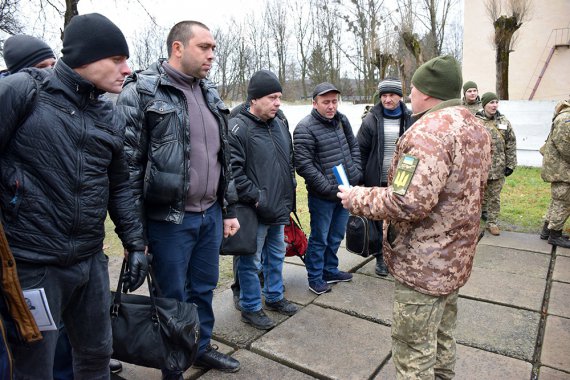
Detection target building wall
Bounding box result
[463,0,570,101]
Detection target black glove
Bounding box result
[504,167,514,177]
[123,251,148,292]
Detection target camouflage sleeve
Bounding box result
[551,116,570,163]
[348,129,451,222]
[505,120,517,170]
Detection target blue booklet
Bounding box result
[333,164,350,187]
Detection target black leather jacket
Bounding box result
[293,109,362,200]
[116,60,237,233]
[228,110,296,225]
[0,62,144,265]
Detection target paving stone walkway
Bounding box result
[112,231,570,379]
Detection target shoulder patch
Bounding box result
[392,154,419,196]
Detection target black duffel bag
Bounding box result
[110,260,200,371]
[345,214,381,257]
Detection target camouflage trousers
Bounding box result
[482,177,505,226]
[545,182,570,231]
[392,281,458,380]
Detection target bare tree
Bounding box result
[131,22,167,71]
[265,0,289,84]
[292,0,313,99]
[485,0,532,99]
[0,0,23,36]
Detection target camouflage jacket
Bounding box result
[347,100,492,296]
[461,97,481,115]
[541,100,570,183]
[476,110,517,180]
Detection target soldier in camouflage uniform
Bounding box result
[461,80,481,114]
[540,99,570,248]
[338,56,492,379]
[476,92,517,236]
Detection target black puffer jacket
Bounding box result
[358,101,412,186]
[116,60,237,230]
[228,110,295,225]
[293,109,362,200]
[0,62,144,265]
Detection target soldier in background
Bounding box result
[540,99,570,248]
[476,92,517,236]
[338,56,491,379]
[461,81,481,114]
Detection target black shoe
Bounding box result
[193,344,240,373]
[241,309,276,330]
[232,293,241,311]
[548,230,570,248]
[109,359,122,374]
[265,298,299,316]
[481,210,488,221]
[162,374,183,380]
[323,271,352,284]
[375,256,389,277]
[541,222,569,240]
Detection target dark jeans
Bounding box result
[53,325,74,380]
[305,195,349,282]
[147,203,222,359]
[11,252,112,380]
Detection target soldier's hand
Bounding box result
[504,167,513,177]
[337,185,353,210]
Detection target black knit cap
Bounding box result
[61,13,129,68]
[378,78,403,97]
[3,35,55,73]
[247,70,282,100]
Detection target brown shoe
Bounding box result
[487,225,500,236]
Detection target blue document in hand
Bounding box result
[333,164,350,187]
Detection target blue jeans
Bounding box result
[11,252,112,380]
[147,202,222,358]
[305,195,349,282]
[238,224,285,312]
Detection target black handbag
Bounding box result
[220,202,258,255]
[110,260,200,371]
[345,214,381,257]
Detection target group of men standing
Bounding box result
[1,10,568,380]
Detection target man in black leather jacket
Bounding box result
[0,14,148,379]
[116,20,240,377]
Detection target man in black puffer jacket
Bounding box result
[294,82,362,295]
[116,20,240,376]
[0,14,148,379]
[228,70,298,330]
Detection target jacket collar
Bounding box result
[311,108,341,128]
[52,60,104,105]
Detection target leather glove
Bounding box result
[123,251,148,292]
[504,167,514,177]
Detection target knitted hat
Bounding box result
[3,35,55,73]
[247,70,282,100]
[61,13,129,68]
[481,92,499,108]
[312,82,340,99]
[378,78,403,97]
[411,55,462,101]
[462,80,478,93]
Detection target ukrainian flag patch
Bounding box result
[392,154,419,196]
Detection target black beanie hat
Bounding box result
[378,78,403,97]
[3,35,55,73]
[61,13,129,68]
[411,55,462,101]
[462,81,478,94]
[481,92,499,108]
[247,70,282,100]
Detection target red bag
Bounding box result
[284,212,307,260]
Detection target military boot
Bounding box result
[541,222,569,240]
[548,230,570,248]
[375,253,389,277]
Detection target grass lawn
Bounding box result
[104,166,562,289]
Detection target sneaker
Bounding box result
[265,298,299,316]
[241,309,276,330]
[487,224,500,236]
[193,344,240,373]
[323,271,353,284]
[109,359,122,374]
[308,280,331,295]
